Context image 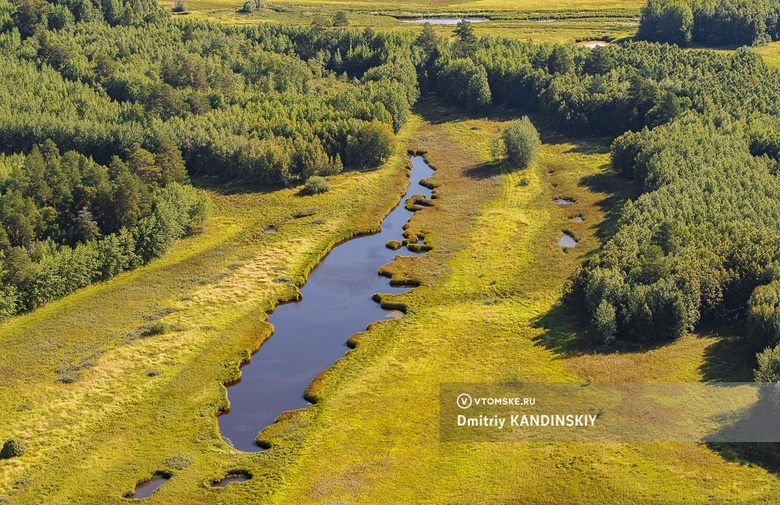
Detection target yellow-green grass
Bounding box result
[754,42,780,68]
[395,17,636,43]
[162,0,640,43]
[0,117,422,503]
[265,101,780,504]
[3,97,780,504]
[170,0,644,13]
[264,0,643,13]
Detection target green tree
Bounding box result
[437,58,491,112]
[303,175,330,195]
[453,20,477,57]
[502,117,541,167]
[416,23,439,56]
[155,140,188,186]
[548,45,574,74]
[638,0,694,46]
[345,120,395,168]
[128,144,161,184]
[593,299,618,344]
[756,344,780,406]
[332,11,348,27]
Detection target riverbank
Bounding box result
[2,101,779,503]
[0,117,422,503]
[268,101,780,504]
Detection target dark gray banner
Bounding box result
[440,382,780,442]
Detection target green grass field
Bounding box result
[0,120,420,503]
[267,101,780,504]
[177,0,644,14]
[3,99,779,503]
[166,0,641,42]
[4,0,780,501]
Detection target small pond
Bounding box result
[558,233,578,248]
[213,473,251,487]
[130,476,169,499]
[400,17,489,24]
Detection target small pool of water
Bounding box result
[131,477,169,499]
[553,198,575,205]
[576,41,611,48]
[264,225,278,233]
[213,474,251,487]
[559,233,578,248]
[400,17,489,24]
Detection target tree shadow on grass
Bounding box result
[578,169,641,244]
[705,395,780,474]
[708,441,780,474]
[414,95,518,125]
[191,175,281,196]
[563,139,613,155]
[463,160,510,180]
[414,96,476,125]
[532,301,672,359]
[698,323,759,383]
[696,323,780,474]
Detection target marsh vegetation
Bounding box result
[2,0,780,503]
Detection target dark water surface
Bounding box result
[131,477,169,499]
[213,475,251,487]
[218,157,434,452]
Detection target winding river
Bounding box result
[218,156,434,452]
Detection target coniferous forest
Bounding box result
[415,20,780,376]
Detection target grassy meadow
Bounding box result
[0,118,420,503]
[3,0,780,501]
[266,101,780,504]
[4,97,779,502]
[164,0,641,42]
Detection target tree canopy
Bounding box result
[0,0,419,320]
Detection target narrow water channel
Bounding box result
[218,156,434,452]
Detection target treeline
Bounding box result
[0,141,207,319]
[567,113,780,343]
[637,0,780,47]
[416,22,780,363]
[417,26,780,136]
[11,0,163,36]
[0,3,419,319]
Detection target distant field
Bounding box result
[166,0,641,43]
[265,0,644,12]
[754,42,780,68]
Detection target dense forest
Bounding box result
[0,0,418,320]
[637,0,780,47]
[416,21,780,376]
